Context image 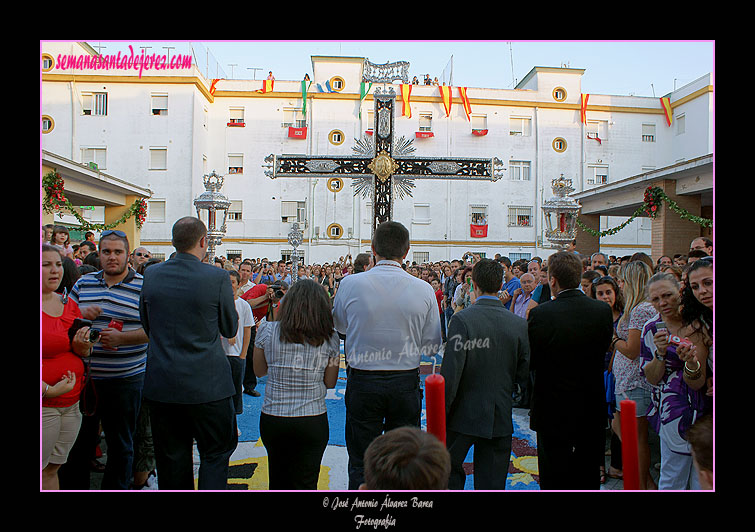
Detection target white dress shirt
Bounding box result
[332,260,442,371]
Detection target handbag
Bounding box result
[79,357,98,416]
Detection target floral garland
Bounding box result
[576,185,713,237]
[43,171,148,230]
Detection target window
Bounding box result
[413,203,431,224]
[147,200,166,223]
[327,223,343,239]
[82,147,106,170]
[366,110,374,132]
[552,137,567,152]
[149,148,167,170]
[281,249,305,262]
[151,94,168,115]
[470,204,488,226]
[330,76,345,91]
[229,108,245,125]
[471,114,487,131]
[419,113,433,132]
[228,154,243,174]
[509,252,531,262]
[82,92,107,116]
[329,130,344,145]
[297,201,306,223]
[283,107,305,128]
[42,115,54,134]
[552,87,567,101]
[642,123,656,142]
[676,113,685,135]
[509,116,531,136]
[228,200,243,221]
[281,201,306,223]
[226,250,243,261]
[508,206,532,227]
[587,120,607,142]
[42,54,55,71]
[509,160,531,181]
[413,251,430,264]
[586,165,609,185]
[327,177,344,193]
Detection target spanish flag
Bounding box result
[459,87,472,121]
[439,85,452,117]
[400,83,412,118]
[257,79,274,94]
[210,79,221,96]
[580,94,589,124]
[660,97,672,126]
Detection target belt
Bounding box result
[347,367,419,376]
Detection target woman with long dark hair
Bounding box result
[252,279,340,489]
[639,272,710,489]
[680,258,713,404]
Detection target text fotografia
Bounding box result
[54,45,192,78]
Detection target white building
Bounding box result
[41,42,713,264]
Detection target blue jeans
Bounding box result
[59,373,144,490]
[344,368,422,490]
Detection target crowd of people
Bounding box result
[41,217,714,491]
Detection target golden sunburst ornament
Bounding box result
[368,150,399,183]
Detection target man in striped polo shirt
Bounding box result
[58,230,149,490]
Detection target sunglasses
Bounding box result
[135,252,151,258]
[592,275,616,285]
[101,230,127,238]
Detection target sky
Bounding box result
[84,40,714,98]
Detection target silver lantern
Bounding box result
[193,170,231,261]
[542,174,582,249]
[287,222,304,286]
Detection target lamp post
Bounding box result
[542,174,582,249]
[194,170,230,262]
[287,221,304,286]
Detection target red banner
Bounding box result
[470,224,488,238]
[581,93,589,124]
[459,87,472,121]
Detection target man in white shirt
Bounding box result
[333,221,441,490]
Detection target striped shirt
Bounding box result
[255,319,340,417]
[70,268,148,379]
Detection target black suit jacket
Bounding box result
[139,252,238,404]
[441,297,530,439]
[527,288,613,434]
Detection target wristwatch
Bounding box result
[654,350,666,361]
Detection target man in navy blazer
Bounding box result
[441,258,530,490]
[139,216,239,490]
[527,251,613,490]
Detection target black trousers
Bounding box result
[447,430,512,490]
[259,412,328,490]
[536,426,604,490]
[146,396,238,490]
[344,368,422,490]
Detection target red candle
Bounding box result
[424,372,446,445]
[620,399,640,490]
[559,213,567,232]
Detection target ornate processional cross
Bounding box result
[263,60,505,236]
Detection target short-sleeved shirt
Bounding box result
[254,320,340,417]
[222,297,254,357]
[70,268,147,379]
[613,301,657,394]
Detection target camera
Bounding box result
[268,281,287,300]
[68,318,100,343]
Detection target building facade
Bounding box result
[41,42,713,263]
